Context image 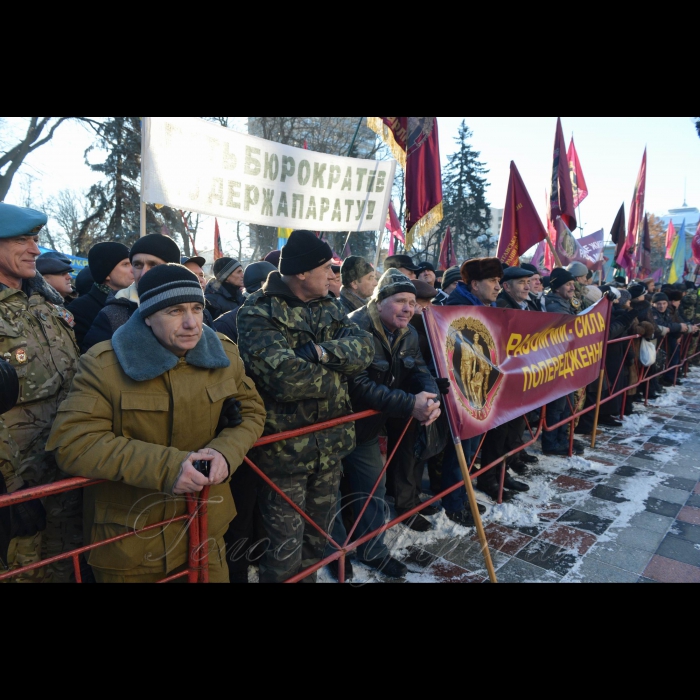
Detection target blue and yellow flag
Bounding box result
[669,220,686,284]
[277,227,293,250]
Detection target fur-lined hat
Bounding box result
[461,258,504,286]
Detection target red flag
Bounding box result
[386,201,404,258]
[369,117,443,250]
[567,137,589,208]
[497,161,547,267]
[530,241,547,274]
[640,215,652,277]
[617,149,647,277]
[439,227,458,270]
[666,219,677,260]
[693,221,700,265]
[214,218,224,260]
[550,118,577,233]
[544,191,557,271]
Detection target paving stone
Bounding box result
[515,541,578,576]
[648,435,682,447]
[628,511,676,535]
[614,465,656,478]
[558,509,614,536]
[638,577,660,583]
[573,496,622,520]
[660,476,698,492]
[587,541,655,575]
[568,557,642,584]
[645,498,683,519]
[650,485,695,506]
[644,555,700,584]
[670,521,700,545]
[659,463,700,481]
[591,484,630,504]
[551,475,596,493]
[471,524,532,557]
[627,457,667,471]
[496,557,562,584]
[421,561,484,584]
[540,524,598,556]
[612,526,667,554]
[657,536,700,568]
[687,494,700,509]
[404,546,439,570]
[677,507,700,526]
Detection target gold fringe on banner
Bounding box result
[406,202,444,251]
[367,117,407,169]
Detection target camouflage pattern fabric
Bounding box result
[0,275,80,583]
[238,272,373,583]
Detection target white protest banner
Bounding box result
[142,117,396,233]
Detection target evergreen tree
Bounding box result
[441,121,491,262]
[79,117,197,256]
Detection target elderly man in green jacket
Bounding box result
[48,265,266,583]
[237,230,374,584]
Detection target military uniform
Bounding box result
[0,274,81,582]
[237,272,373,583]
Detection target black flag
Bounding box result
[610,204,626,268]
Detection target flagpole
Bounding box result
[374,229,384,272]
[544,232,564,268]
[140,117,147,238]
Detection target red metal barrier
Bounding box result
[2,328,699,584]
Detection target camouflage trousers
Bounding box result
[256,452,342,584]
[0,400,83,584]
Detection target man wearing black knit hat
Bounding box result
[68,242,133,350]
[82,234,180,352]
[48,264,266,583]
[205,257,245,321]
[237,230,374,584]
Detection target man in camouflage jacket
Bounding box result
[0,203,81,583]
[237,231,373,584]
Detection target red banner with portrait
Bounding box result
[423,298,612,442]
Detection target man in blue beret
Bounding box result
[0,203,82,582]
[36,251,75,301]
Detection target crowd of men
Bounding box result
[1,200,699,584]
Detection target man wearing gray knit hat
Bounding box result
[205,257,245,321]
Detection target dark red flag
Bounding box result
[497,161,547,267]
[369,117,443,250]
[640,215,652,277]
[439,226,458,270]
[692,220,700,265]
[618,149,647,277]
[550,118,577,233]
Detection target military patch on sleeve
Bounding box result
[53,305,76,329]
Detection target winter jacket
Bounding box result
[46,313,266,579]
[545,292,576,316]
[205,279,245,321]
[348,302,438,445]
[339,287,367,315]
[496,290,533,311]
[527,293,547,313]
[651,307,684,336]
[445,282,493,308]
[432,289,450,307]
[213,309,239,344]
[237,272,374,473]
[67,283,110,351]
[82,284,139,352]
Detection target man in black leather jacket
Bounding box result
[326,270,441,581]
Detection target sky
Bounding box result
[3,117,699,255]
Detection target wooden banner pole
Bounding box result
[544,231,564,269]
[455,442,498,584]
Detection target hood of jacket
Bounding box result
[112,311,230,382]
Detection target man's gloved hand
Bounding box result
[9,490,47,539]
[436,378,451,396]
[217,398,244,435]
[0,358,19,416]
[333,326,356,341]
[295,342,320,364]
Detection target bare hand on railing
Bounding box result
[413,392,442,427]
[660,327,670,337]
[174,450,229,495]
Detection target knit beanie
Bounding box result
[214,257,243,283]
[138,264,205,318]
[280,230,333,276]
[628,284,647,301]
[652,293,669,304]
[549,268,576,290]
[520,263,540,276]
[89,242,131,284]
[264,250,282,268]
[372,269,418,303]
[442,266,462,290]
[342,256,374,287]
[244,262,277,295]
[129,234,181,265]
[618,290,632,306]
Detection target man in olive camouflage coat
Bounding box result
[237,231,373,584]
[0,203,81,583]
